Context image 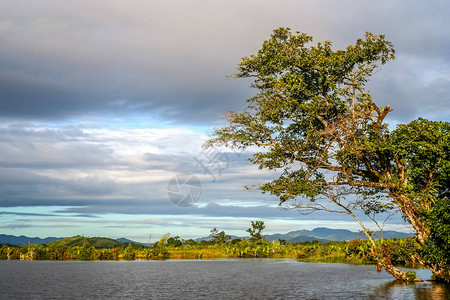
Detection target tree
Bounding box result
[167,236,183,247]
[152,233,171,259]
[420,198,450,281]
[206,28,450,282]
[246,221,266,243]
[69,242,94,260]
[123,243,136,260]
[210,228,231,244]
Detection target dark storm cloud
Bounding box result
[0,1,447,237]
[0,0,448,124]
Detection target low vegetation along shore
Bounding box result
[1,234,420,269]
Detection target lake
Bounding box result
[1,259,449,299]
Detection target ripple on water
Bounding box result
[0,259,449,300]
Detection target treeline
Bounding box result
[0,235,420,267]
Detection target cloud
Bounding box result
[0,124,207,208]
[0,0,446,238]
[0,123,272,208]
[0,0,448,124]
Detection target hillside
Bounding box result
[0,234,61,246]
[1,227,414,246]
[0,234,145,247]
[47,236,135,249]
[197,227,414,243]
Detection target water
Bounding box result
[1,259,449,299]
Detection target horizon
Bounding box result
[1,1,449,243]
[1,225,414,244]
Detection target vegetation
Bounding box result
[206,28,450,282]
[420,198,450,280]
[246,221,266,243]
[0,234,422,268]
[0,223,421,267]
[210,228,231,244]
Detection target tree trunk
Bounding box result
[372,247,422,282]
[431,268,450,283]
[391,194,450,282]
[346,205,422,282]
[378,262,421,282]
[411,254,450,283]
[390,193,429,245]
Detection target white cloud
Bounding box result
[0,0,447,238]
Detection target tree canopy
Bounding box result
[210,228,231,244]
[207,28,450,282]
[246,221,266,243]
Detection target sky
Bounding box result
[0,0,449,242]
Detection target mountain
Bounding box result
[265,227,413,243]
[376,230,413,240]
[0,234,62,246]
[195,235,241,242]
[116,237,147,246]
[0,234,145,247]
[1,228,414,246]
[196,227,414,243]
[46,236,126,248]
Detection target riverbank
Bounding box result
[1,236,421,268]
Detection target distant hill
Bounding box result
[116,237,147,246]
[195,235,241,242]
[46,236,148,248]
[1,228,414,246]
[0,234,61,246]
[266,227,413,242]
[0,234,146,247]
[196,227,414,243]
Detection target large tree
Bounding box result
[207,28,450,282]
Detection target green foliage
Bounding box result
[246,221,266,243]
[206,27,450,281]
[167,236,183,247]
[385,238,420,267]
[0,235,422,266]
[208,28,396,200]
[68,242,95,261]
[224,239,273,258]
[207,27,448,220]
[421,198,450,269]
[210,228,231,244]
[151,233,172,259]
[406,272,417,282]
[390,118,450,200]
[122,243,136,260]
[47,242,68,260]
[47,235,124,249]
[206,28,405,213]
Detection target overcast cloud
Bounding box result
[0,0,448,240]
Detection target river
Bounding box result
[1,259,449,299]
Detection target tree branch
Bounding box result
[374,105,393,133]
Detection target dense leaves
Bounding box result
[210,228,231,244]
[246,221,266,243]
[421,198,450,271]
[208,28,398,203]
[207,28,450,282]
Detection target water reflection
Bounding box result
[1,260,449,299]
[372,280,450,300]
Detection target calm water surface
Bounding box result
[1,259,449,299]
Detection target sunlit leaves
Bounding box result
[421,198,450,272]
[206,29,450,280]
